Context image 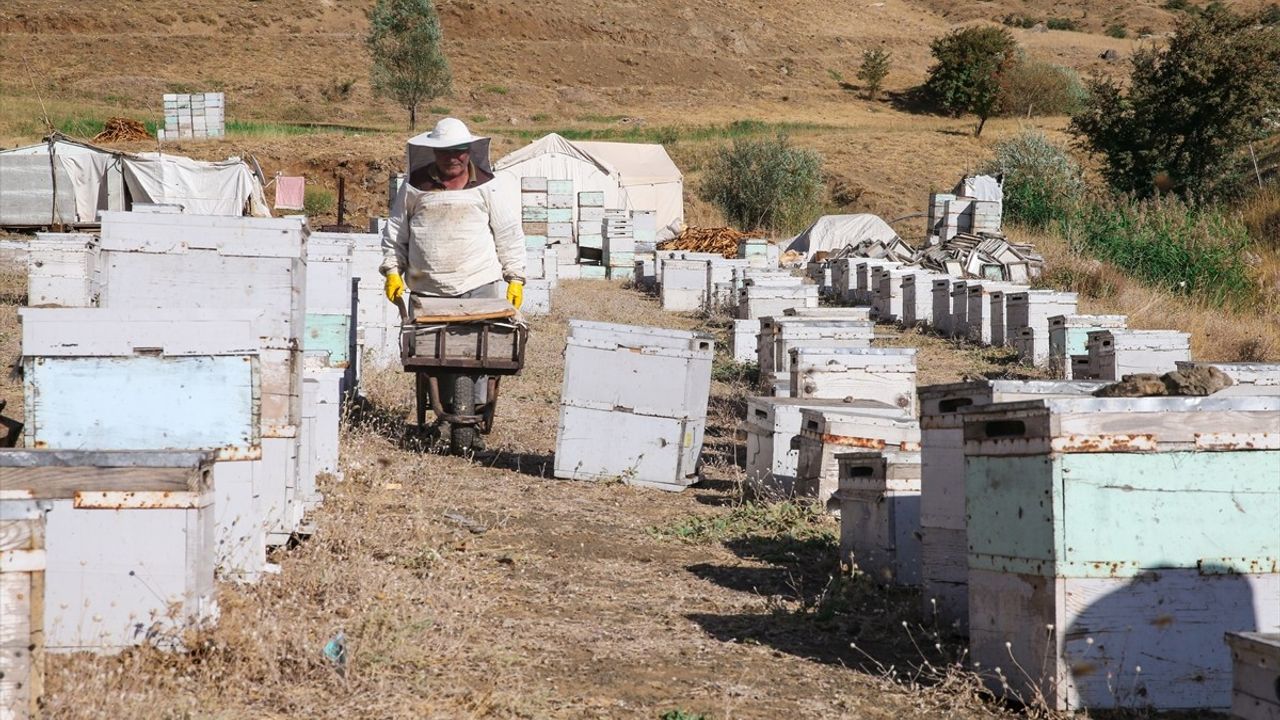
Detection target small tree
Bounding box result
[1070,7,1280,199]
[857,48,892,100]
[981,130,1085,228]
[699,135,826,234]
[366,0,452,131]
[924,26,1019,137]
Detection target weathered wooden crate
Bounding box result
[660,258,709,311]
[1177,361,1280,387]
[835,451,922,585]
[0,497,45,720]
[737,284,818,321]
[795,407,920,510]
[1086,329,1191,381]
[901,271,938,327]
[731,319,758,364]
[963,396,1280,711]
[917,379,1104,631]
[745,397,903,497]
[1005,290,1079,364]
[27,232,100,308]
[1047,314,1128,378]
[931,278,958,337]
[949,281,970,339]
[304,232,355,368]
[755,316,873,376]
[875,268,913,323]
[97,212,307,433]
[1225,632,1280,720]
[0,450,220,653]
[788,347,917,412]
[966,283,1025,345]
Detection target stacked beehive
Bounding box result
[157,92,225,141]
[576,189,604,265]
[603,211,635,280]
[1082,328,1190,380]
[834,451,923,584]
[756,315,874,394]
[1006,290,1079,365]
[521,177,549,251]
[547,179,574,250]
[554,320,714,491]
[965,282,1027,345]
[963,396,1280,711]
[632,210,658,252]
[1047,314,1128,378]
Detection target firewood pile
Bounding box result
[92,117,152,143]
[658,227,750,258]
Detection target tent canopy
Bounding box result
[785,214,900,260]
[493,133,684,240]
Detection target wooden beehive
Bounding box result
[0,450,220,654]
[26,232,100,308]
[0,497,45,720]
[962,396,1280,711]
[788,347,917,413]
[1225,632,1280,720]
[916,380,1103,632]
[834,451,922,585]
[949,281,970,339]
[931,278,957,337]
[660,258,710,311]
[350,232,402,371]
[966,282,1026,345]
[1047,314,1128,379]
[794,407,919,510]
[1005,290,1079,365]
[737,283,817,321]
[305,232,355,369]
[755,317,873,377]
[1176,362,1280,387]
[901,271,938,327]
[875,267,913,323]
[1086,329,1191,381]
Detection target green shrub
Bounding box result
[1164,0,1192,10]
[1002,14,1039,29]
[1046,17,1083,31]
[303,186,336,217]
[982,130,1084,228]
[699,134,826,234]
[1105,22,1129,38]
[999,58,1088,116]
[1061,195,1257,306]
[857,48,892,99]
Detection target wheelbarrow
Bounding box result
[398,296,529,454]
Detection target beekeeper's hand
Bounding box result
[384,272,405,303]
[506,280,524,309]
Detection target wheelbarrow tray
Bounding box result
[400,298,528,374]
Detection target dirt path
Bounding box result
[42,280,1015,720]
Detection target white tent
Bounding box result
[0,137,126,227]
[573,141,684,240]
[785,214,900,260]
[0,134,269,228]
[493,133,685,240]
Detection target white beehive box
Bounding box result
[738,283,818,320]
[1005,290,1079,364]
[1086,329,1191,381]
[835,451,922,585]
[965,282,1024,345]
[1225,632,1280,720]
[875,267,913,323]
[794,408,920,510]
[0,496,45,719]
[298,363,345,514]
[1176,361,1280,386]
[855,260,900,306]
[931,278,958,337]
[758,317,874,376]
[916,379,1104,631]
[963,396,1280,711]
[705,258,750,311]
[744,397,904,498]
[829,257,854,303]
[555,322,714,491]
[525,248,559,286]
[783,306,873,320]
[0,450,219,653]
[948,280,970,340]
[521,278,553,316]
[660,258,709,311]
[1048,314,1128,378]
[305,232,355,369]
[788,347,918,413]
[27,232,100,308]
[988,288,1012,347]
[350,233,401,371]
[731,319,758,364]
[901,271,937,327]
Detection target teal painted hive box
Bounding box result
[1047,314,1127,379]
[962,396,1280,712]
[305,232,355,368]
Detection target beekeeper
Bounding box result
[381,117,526,309]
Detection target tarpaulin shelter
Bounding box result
[0,133,269,228]
[493,133,684,240]
[785,214,900,260]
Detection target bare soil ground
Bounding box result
[12,278,1029,720]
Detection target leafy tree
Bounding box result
[366,0,452,131]
[857,48,892,100]
[1070,7,1280,199]
[699,135,826,234]
[924,26,1019,137]
[981,130,1085,228]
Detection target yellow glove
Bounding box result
[384,272,405,303]
[506,279,524,309]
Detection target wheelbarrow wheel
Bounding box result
[449,375,478,455]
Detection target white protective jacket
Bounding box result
[381,136,526,296]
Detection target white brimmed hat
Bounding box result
[407,117,486,149]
